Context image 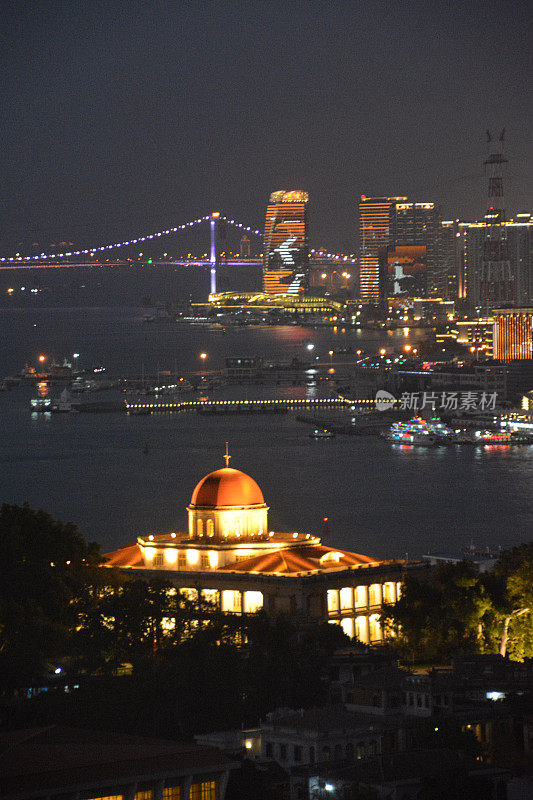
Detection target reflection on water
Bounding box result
[0,305,532,560]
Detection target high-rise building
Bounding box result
[493,307,533,361]
[359,196,406,301]
[263,190,309,294]
[440,215,533,309]
[390,201,440,293]
[359,197,439,301]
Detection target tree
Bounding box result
[380,562,493,663]
[0,503,103,684]
[492,543,533,659]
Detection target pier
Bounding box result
[125,396,376,415]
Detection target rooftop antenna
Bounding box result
[223,441,231,468]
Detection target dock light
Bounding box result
[325,785,334,792]
[306,342,315,351]
[54,667,62,674]
[404,344,412,352]
[379,348,386,355]
[38,354,46,363]
[73,353,80,359]
[199,352,208,361]
[329,350,333,356]
[211,211,220,219]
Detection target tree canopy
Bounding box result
[381,546,533,663]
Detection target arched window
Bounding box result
[333,744,342,760]
[197,519,203,536]
[235,519,242,536]
[223,520,230,538]
[206,519,214,537]
[322,746,330,761]
[346,742,354,759]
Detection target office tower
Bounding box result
[359,196,405,301]
[437,220,466,301]
[390,201,440,294]
[493,308,533,360]
[263,190,309,294]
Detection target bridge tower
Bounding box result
[210,212,220,294]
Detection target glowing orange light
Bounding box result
[7,288,14,294]
[379,348,386,355]
[199,352,207,360]
[211,211,220,218]
[38,355,46,363]
[404,344,412,352]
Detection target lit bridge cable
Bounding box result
[0,216,263,264]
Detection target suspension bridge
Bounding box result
[0,212,356,294]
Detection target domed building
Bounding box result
[104,455,407,643]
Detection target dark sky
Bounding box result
[1,0,531,254]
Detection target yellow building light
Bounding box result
[165,549,178,565]
[187,549,199,565]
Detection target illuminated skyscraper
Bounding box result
[359,196,406,300]
[493,308,533,360]
[263,190,309,294]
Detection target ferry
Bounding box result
[310,428,335,439]
[385,417,452,446]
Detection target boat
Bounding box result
[51,388,79,413]
[30,397,52,412]
[385,418,437,446]
[310,428,335,439]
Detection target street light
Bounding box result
[38,354,46,363]
[199,352,208,361]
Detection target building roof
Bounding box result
[220,545,376,574]
[104,542,144,568]
[0,726,236,798]
[264,705,388,735]
[190,468,265,508]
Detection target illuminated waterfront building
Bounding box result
[359,196,405,301]
[439,214,533,308]
[105,456,408,643]
[493,307,533,361]
[263,190,309,294]
[390,202,440,294]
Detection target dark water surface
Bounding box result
[1,281,532,558]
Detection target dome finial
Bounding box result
[223,441,231,468]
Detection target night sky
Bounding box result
[1,0,531,254]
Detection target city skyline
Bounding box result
[1,1,531,255]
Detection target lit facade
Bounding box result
[104,461,409,644]
[359,196,405,301]
[263,190,309,294]
[493,308,533,361]
[440,215,533,308]
[390,202,439,294]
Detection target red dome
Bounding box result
[190,468,265,508]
